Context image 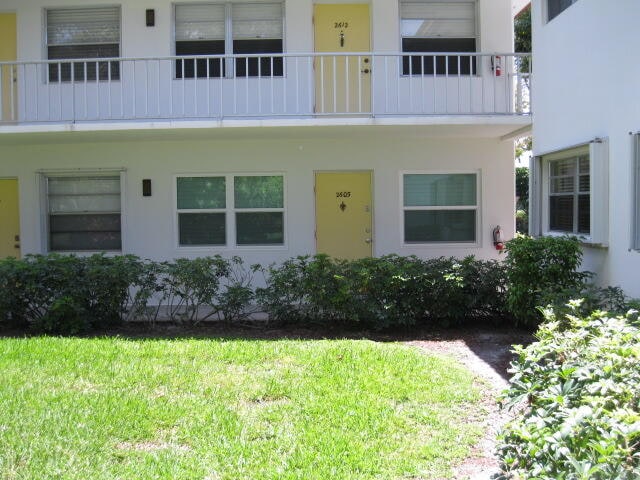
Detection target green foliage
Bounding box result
[257,254,508,329]
[515,166,529,234]
[514,5,531,75]
[0,254,257,333]
[504,235,591,326]
[498,308,640,479]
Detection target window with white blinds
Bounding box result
[176,175,284,247]
[403,173,478,243]
[46,7,121,82]
[174,3,283,78]
[47,176,122,251]
[400,1,477,75]
[548,155,590,235]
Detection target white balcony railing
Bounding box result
[0,52,531,125]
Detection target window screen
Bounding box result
[177,177,226,246]
[234,176,284,245]
[176,174,285,247]
[403,173,477,243]
[46,7,120,82]
[48,176,121,251]
[400,1,476,75]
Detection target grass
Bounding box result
[0,337,483,479]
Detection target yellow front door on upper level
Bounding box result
[0,179,21,258]
[0,13,17,122]
[315,171,372,260]
[314,4,371,114]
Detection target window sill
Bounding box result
[542,232,608,249]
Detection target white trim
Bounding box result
[173,172,287,251]
[399,169,481,247]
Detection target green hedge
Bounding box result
[498,307,640,479]
[1,235,626,333]
[256,254,509,328]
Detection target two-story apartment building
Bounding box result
[0,0,530,267]
[529,0,640,296]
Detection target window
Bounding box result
[400,1,477,75]
[402,173,478,243]
[634,134,640,249]
[176,175,284,246]
[548,154,590,235]
[47,176,122,251]
[175,3,283,78]
[547,0,579,22]
[46,7,121,82]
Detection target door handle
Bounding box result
[365,238,372,244]
[361,68,371,74]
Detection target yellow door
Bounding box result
[315,172,372,260]
[0,13,17,122]
[0,179,20,258]
[314,4,371,114]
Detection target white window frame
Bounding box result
[174,173,287,250]
[546,151,590,236]
[42,170,125,254]
[44,6,122,82]
[399,170,481,247]
[173,2,286,79]
[538,140,609,245]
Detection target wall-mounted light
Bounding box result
[146,9,155,27]
[142,179,152,197]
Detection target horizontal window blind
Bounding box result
[47,7,120,45]
[232,3,283,40]
[401,1,476,38]
[175,4,226,41]
[48,176,121,251]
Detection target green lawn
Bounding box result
[0,337,483,479]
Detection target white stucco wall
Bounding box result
[0,126,514,264]
[4,0,514,60]
[531,0,640,295]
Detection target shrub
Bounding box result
[503,235,591,326]
[257,254,509,329]
[498,307,640,479]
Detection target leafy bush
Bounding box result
[0,254,259,332]
[503,235,591,326]
[498,306,640,479]
[257,254,508,329]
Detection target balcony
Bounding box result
[0,52,531,131]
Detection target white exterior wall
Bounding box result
[0,127,514,263]
[2,0,517,121]
[531,0,640,295]
[0,0,519,267]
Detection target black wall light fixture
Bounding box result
[146,9,155,27]
[142,179,152,197]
